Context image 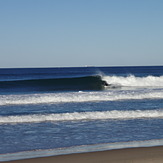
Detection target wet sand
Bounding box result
[6,146,163,163]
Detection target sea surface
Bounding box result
[0,66,163,161]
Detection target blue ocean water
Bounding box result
[0,66,163,160]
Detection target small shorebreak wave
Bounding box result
[0,75,108,92]
[0,110,163,124]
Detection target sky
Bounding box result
[0,0,163,68]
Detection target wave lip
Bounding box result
[1,110,163,124]
[0,75,107,92]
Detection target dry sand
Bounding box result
[6,146,163,163]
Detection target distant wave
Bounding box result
[0,110,163,124]
[0,75,107,92]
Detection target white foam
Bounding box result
[0,89,163,106]
[0,110,163,124]
[103,75,163,87]
[0,75,163,106]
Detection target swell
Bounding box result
[0,110,163,124]
[0,75,107,92]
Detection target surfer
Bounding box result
[102,80,109,86]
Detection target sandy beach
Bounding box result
[6,146,163,163]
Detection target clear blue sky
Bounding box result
[0,0,163,68]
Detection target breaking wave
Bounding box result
[104,75,163,87]
[0,75,163,106]
[0,75,107,92]
[0,110,163,124]
[0,74,163,93]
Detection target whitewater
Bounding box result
[1,89,163,106]
[1,75,163,106]
[1,110,163,124]
[0,66,163,159]
[104,75,163,87]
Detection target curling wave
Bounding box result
[0,75,107,92]
[0,110,163,124]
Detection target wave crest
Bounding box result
[0,75,107,92]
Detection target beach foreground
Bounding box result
[7,146,163,163]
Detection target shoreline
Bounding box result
[1,139,163,162]
[5,146,163,163]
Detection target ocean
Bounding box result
[0,66,163,161]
